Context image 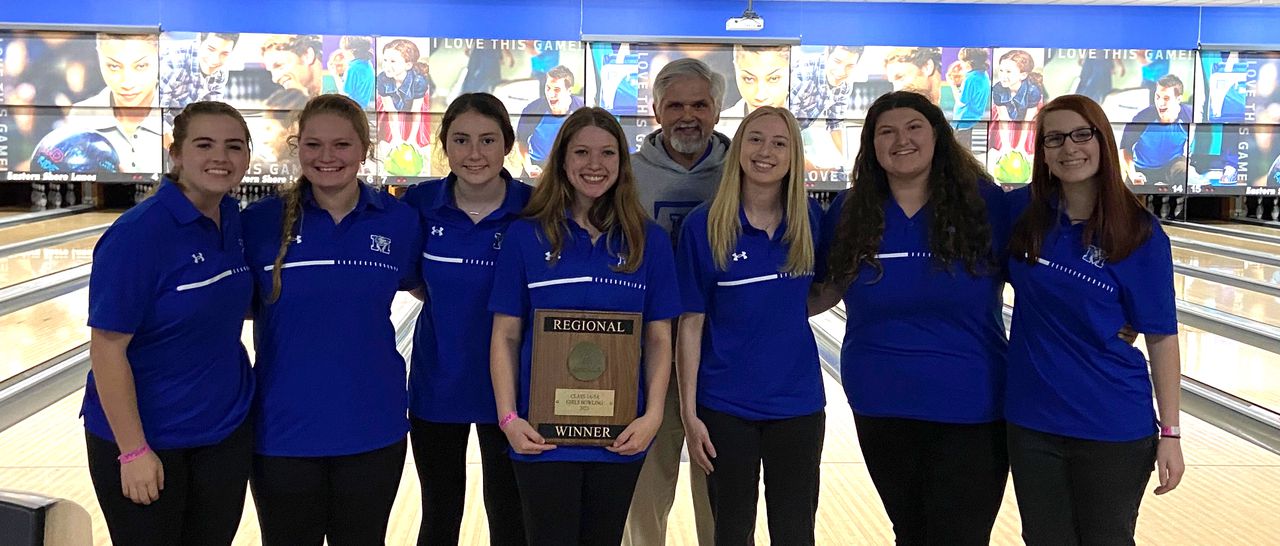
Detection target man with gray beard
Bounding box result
[626,57,733,546]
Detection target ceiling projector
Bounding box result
[726,3,764,31]
[726,14,764,31]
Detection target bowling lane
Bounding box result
[0,212,119,248]
[1176,273,1280,330]
[0,235,98,290]
[0,288,88,385]
[1172,247,1280,288]
[1165,225,1280,258]
[1193,221,1280,239]
[1179,323,1280,413]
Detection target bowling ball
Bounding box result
[31,127,121,173]
[385,143,424,176]
[994,150,1031,184]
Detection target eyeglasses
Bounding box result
[1041,127,1099,149]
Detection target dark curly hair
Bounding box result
[825,91,994,286]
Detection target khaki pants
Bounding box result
[622,383,714,545]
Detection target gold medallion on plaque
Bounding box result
[530,309,642,446]
[567,341,606,381]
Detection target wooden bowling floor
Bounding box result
[1165,225,1280,260]
[1195,220,1280,238]
[1173,247,1280,288]
[1,216,1279,543]
[0,212,118,248]
[0,288,88,384]
[0,370,1277,545]
[0,235,98,290]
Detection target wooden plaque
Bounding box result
[530,309,642,446]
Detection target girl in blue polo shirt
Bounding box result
[401,93,531,545]
[242,94,422,545]
[84,101,255,546]
[489,107,681,545]
[812,91,1010,545]
[675,106,825,545]
[1006,95,1184,545]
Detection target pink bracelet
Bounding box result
[117,444,151,464]
[499,411,518,430]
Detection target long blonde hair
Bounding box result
[267,94,374,303]
[707,107,813,273]
[523,107,647,273]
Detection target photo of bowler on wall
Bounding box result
[1,30,162,180]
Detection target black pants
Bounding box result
[854,414,1008,546]
[512,459,645,545]
[85,419,252,546]
[1007,424,1157,546]
[699,406,825,546]
[251,439,407,546]
[409,418,525,545]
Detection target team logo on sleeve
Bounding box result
[1081,245,1107,268]
[370,235,392,255]
[732,251,749,262]
[192,252,205,264]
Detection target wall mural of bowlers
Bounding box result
[19,26,1280,210]
[1040,48,1197,194]
[787,45,992,190]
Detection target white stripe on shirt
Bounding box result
[717,274,781,287]
[716,271,814,287]
[1035,257,1116,293]
[424,252,495,267]
[875,251,934,259]
[175,266,249,292]
[263,259,336,272]
[528,276,595,289]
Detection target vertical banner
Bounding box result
[1186,51,1280,197]
[1195,51,1280,125]
[986,48,1047,187]
[374,36,434,181]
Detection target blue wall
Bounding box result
[2,0,1279,49]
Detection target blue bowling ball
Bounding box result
[30,127,121,173]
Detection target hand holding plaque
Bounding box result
[529,309,642,446]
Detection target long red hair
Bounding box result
[1009,94,1152,263]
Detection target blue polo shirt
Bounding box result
[488,216,682,463]
[1005,187,1177,441]
[821,182,1009,423]
[402,173,532,424]
[83,178,254,450]
[677,200,825,420]
[243,183,423,457]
